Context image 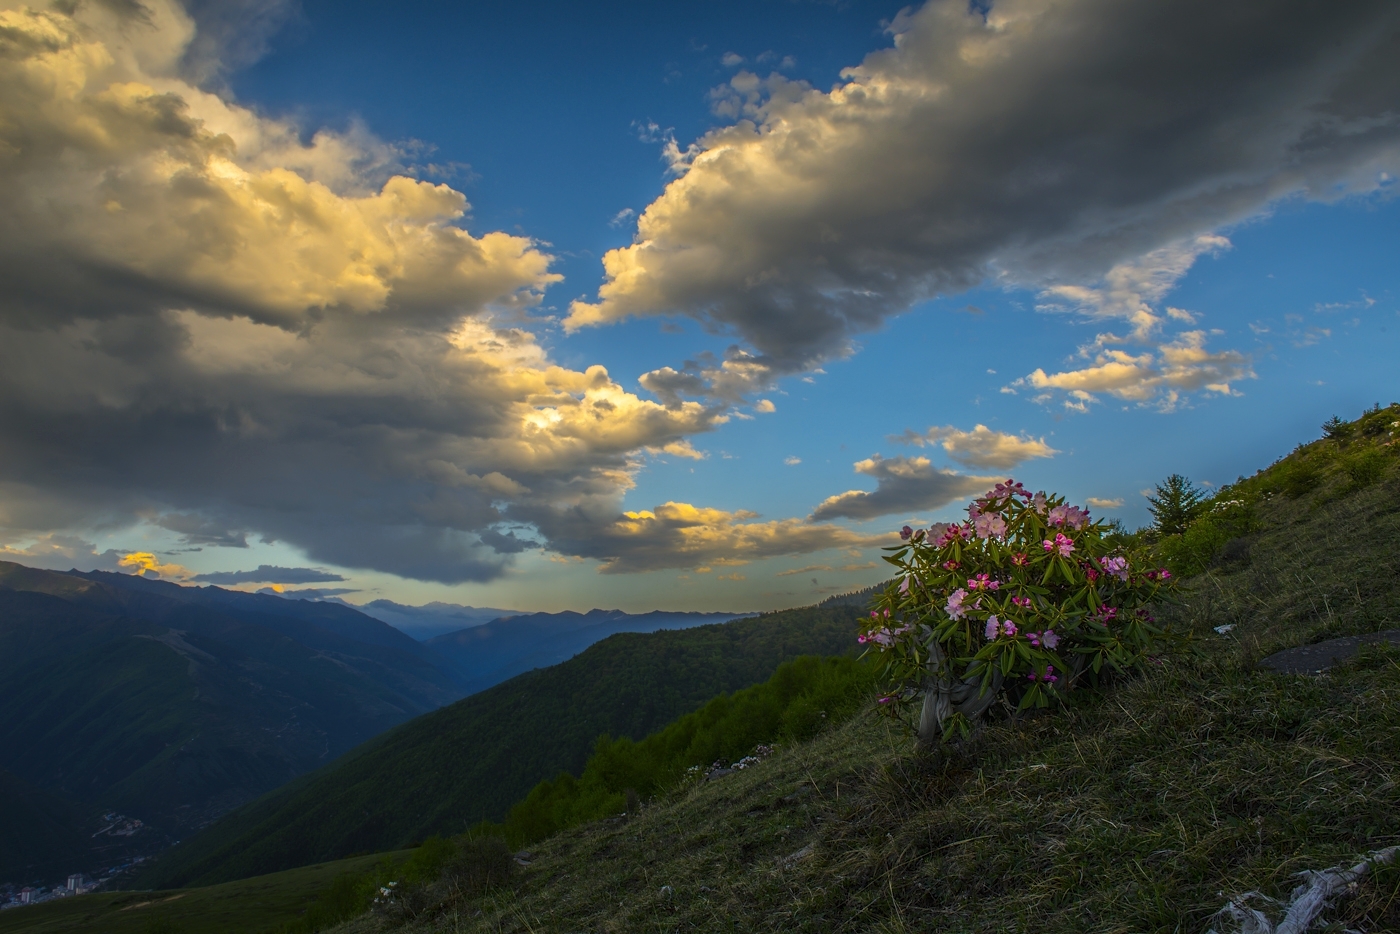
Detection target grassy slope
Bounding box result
[337,426,1400,934]
[138,605,864,888]
[0,852,409,934]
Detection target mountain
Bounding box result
[348,599,518,641]
[133,603,866,887]
[423,607,752,693]
[0,563,468,884]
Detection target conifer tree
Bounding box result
[1147,474,1203,537]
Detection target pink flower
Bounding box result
[1042,533,1074,557]
[857,634,868,644]
[942,560,961,571]
[899,576,912,595]
[1012,595,1032,608]
[1102,556,1129,581]
[967,573,1001,592]
[900,525,914,541]
[974,513,1009,539]
[933,523,969,547]
[945,588,969,621]
[1026,665,1059,684]
[984,616,1017,640]
[1047,504,1091,530]
[1030,491,1048,515]
[1011,552,1029,566]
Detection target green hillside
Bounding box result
[135,604,865,888]
[326,406,1400,934]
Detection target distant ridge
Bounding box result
[345,599,519,641]
[424,607,753,694]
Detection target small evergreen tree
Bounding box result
[1321,415,1351,441]
[1147,474,1204,537]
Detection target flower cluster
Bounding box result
[858,480,1177,742]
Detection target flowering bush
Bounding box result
[858,480,1178,744]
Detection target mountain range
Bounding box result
[0,563,749,885]
[134,602,863,887]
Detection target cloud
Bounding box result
[1036,236,1230,342]
[153,512,248,547]
[191,565,347,585]
[515,500,890,574]
[1015,330,1254,410]
[119,552,195,580]
[895,424,1057,470]
[0,534,129,572]
[721,52,745,67]
[1084,497,1124,509]
[776,564,833,577]
[260,587,361,599]
[565,0,1400,377]
[0,1,745,583]
[810,455,990,522]
[784,456,802,465]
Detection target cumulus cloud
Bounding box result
[0,0,740,583]
[1014,330,1254,411]
[1084,497,1124,510]
[1036,236,1231,342]
[514,500,890,574]
[119,552,195,579]
[191,565,347,585]
[895,424,1057,470]
[811,455,990,522]
[566,0,1400,380]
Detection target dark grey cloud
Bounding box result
[193,565,346,585]
[810,456,990,522]
[571,0,1400,377]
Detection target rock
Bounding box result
[1259,629,1400,675]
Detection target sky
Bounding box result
[0,0,1396,613]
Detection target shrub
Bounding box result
[1272,455,1323,497]
[861,481,1177,745]
[1343,447,1390,490]
[1157,493,1259,578]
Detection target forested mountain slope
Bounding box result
[0,564,463,883]
[134,604,864,888]
[423,607,750,693]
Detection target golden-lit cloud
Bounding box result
[1016,331,1254,411]
[1085,497,1124,509]
[0,0,747,582]
[118,551,195,580]
[896,424,1057,470]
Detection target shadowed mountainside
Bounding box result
[133,603,864,888]
[0,564,465,883]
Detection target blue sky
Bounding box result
[0,0,1395,612]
